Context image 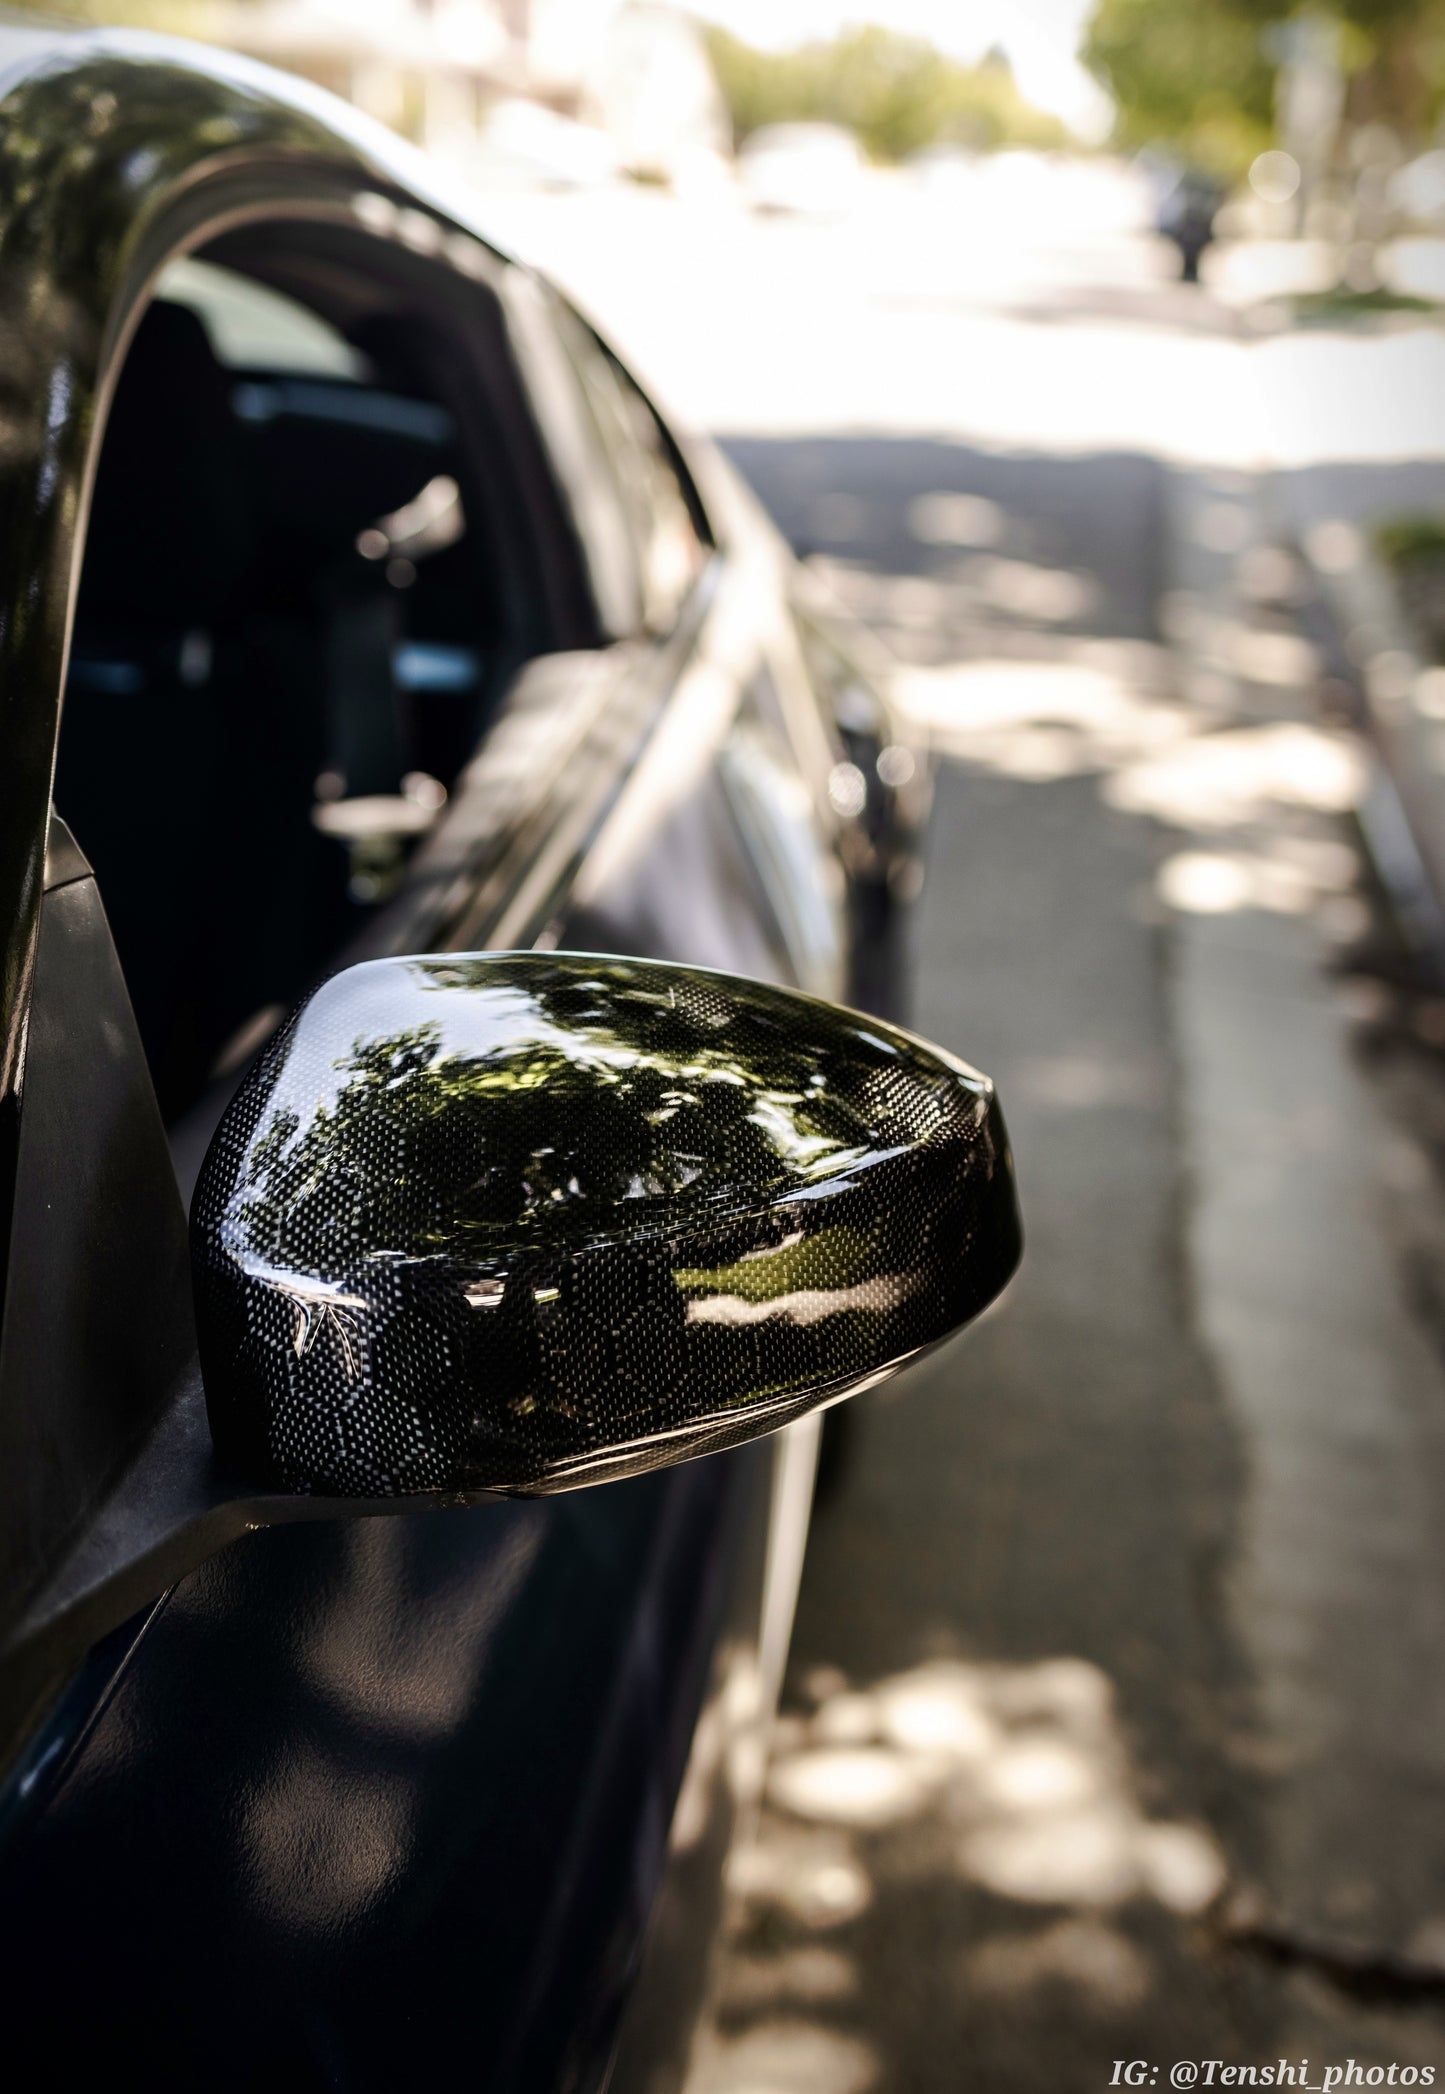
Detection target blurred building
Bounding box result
[214,0,728,180]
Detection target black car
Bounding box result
[0,25,1020,2091]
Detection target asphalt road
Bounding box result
[683,466,1445,2092]
[483,170,1445,2091]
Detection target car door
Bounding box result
[0,162,847,2094]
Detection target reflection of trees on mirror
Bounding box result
[229,959,941,1269]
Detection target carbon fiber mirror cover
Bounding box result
[191,954,1020,1498]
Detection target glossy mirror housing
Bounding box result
[191,955,1021,1497]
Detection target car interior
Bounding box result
[53,229,588,1134]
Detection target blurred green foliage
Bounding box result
[1294,282,1438,314]
[8,0,213,27]
[1376,512,1445,565]
[1335,0,1445,135]
[1083,0,1277,176]
[1085,0,1445,177]
[704,24,1072,161]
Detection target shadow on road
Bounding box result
[686,423,1445,2094]
[720,434,1168,654]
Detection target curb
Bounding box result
[1294,517,1445,978]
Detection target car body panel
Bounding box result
[0,26,908,2090]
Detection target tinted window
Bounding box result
[553,308,708,634]
[54,246,525,1129]
[156,256,370,379]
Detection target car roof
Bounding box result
[0,18,521,264]
[0,12,80,98]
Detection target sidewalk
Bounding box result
[1255,309,1445,962]
[678,326,1445,2094]
[1164,457,1445,1980]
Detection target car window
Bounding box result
[551,306,709,635]
[52,234,563,1132]
[156,257,370,379]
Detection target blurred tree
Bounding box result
[1316,0,1445,137]
[230,961,887,1267]
[705,24,1072,161]
[8,0,211,28]
[1086,0,1445,175]
[1083,0,1279,176]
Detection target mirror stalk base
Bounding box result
[0,1360,503,1780]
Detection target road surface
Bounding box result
[483,166,1445,2092]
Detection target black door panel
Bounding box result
[2,1447,760,2092]
[0,130,850,2094]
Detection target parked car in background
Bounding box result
[0,24,1019,2092]
[737,120,867,217]
[469,96,621,194]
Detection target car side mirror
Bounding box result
[192,953,1021,1498]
